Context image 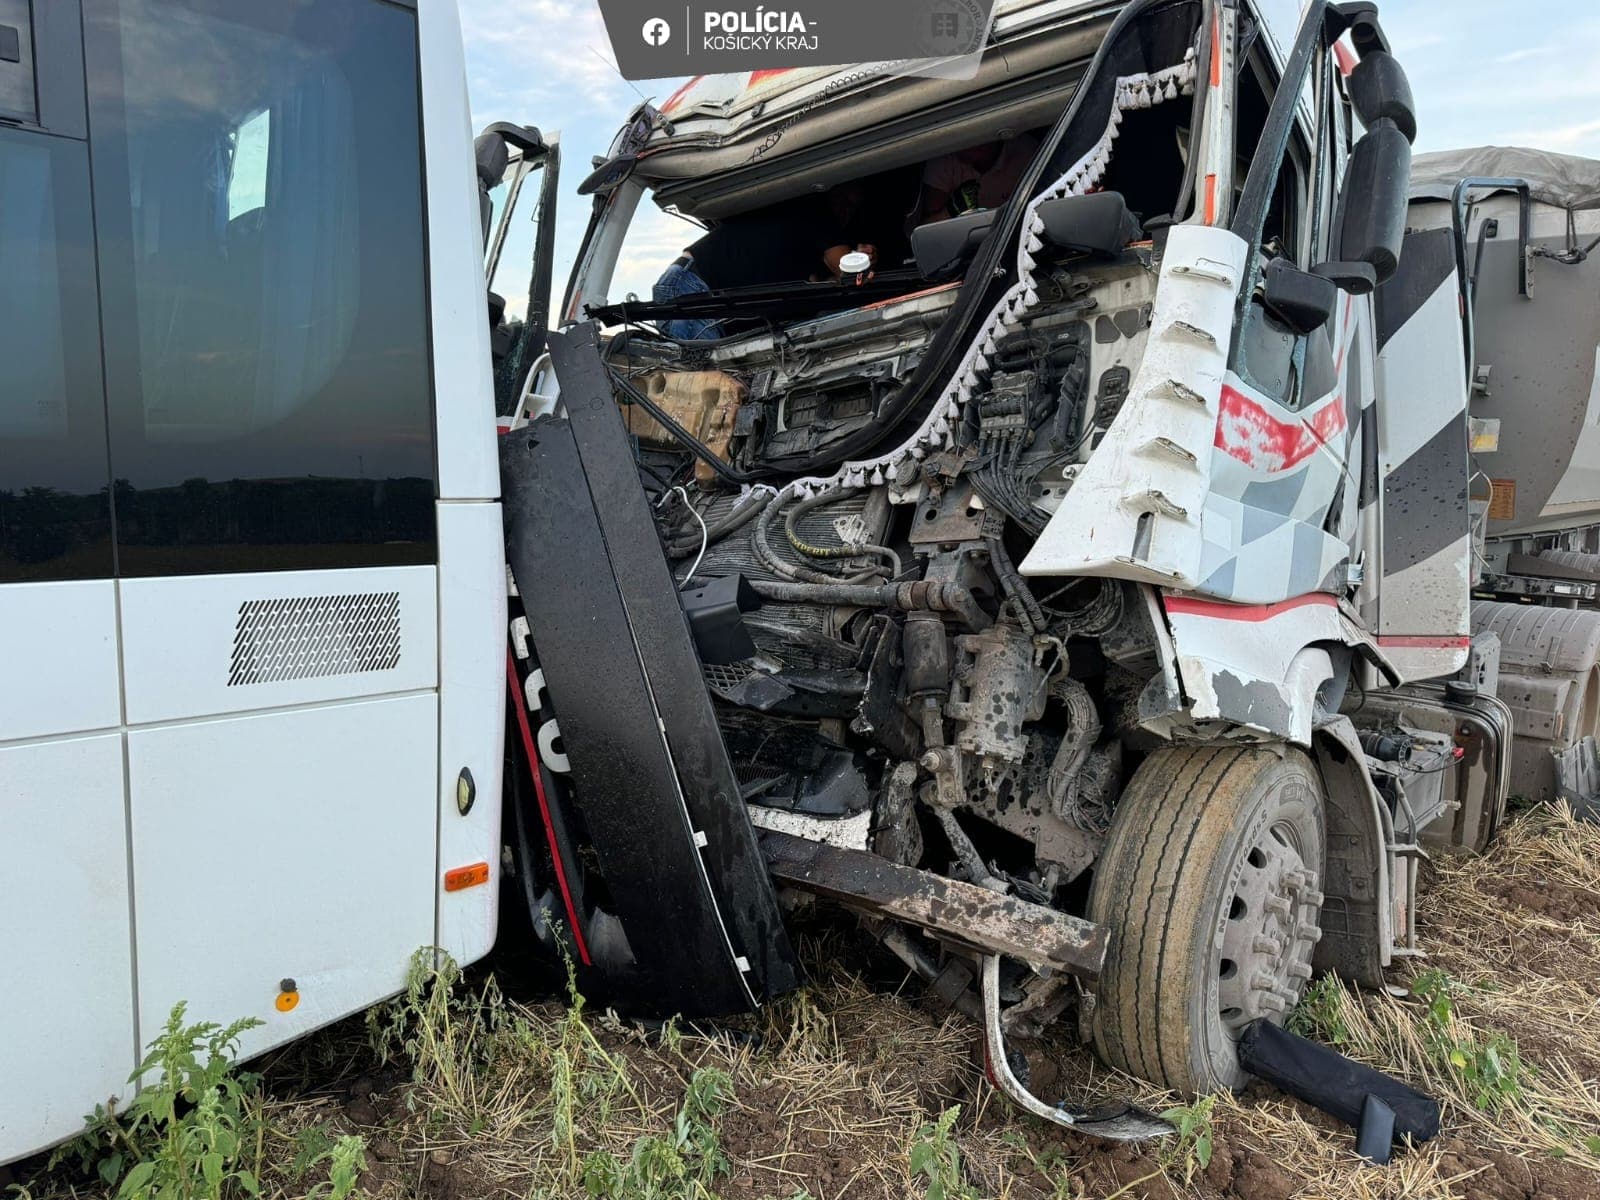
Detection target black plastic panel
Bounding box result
[501,415,765,1017]
[548,325,799,1003]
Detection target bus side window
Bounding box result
[0,129,113,581]
[84,0,437,577]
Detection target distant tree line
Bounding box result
[0,475,434,573]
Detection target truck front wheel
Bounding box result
[1088,745,1326,1094]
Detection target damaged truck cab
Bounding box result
[497,0,1503,1111]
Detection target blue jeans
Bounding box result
[652,261,720,341]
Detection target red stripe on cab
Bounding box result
[1164,594,1337,621]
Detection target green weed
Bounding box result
[366,948,510,1111]
[548,952,637,1176]
[1158,1095,1215,1183]
[580,1067,734,1200]
[1287,974,1349,1046]
[999,1134,1078,1200]
[289,1128,367,1200]
[909,1106,977,1200]
[53,1003,264,1200]
[1412,969,1528,1112]
[310,1136,366,1200]
[367,941,638,1187]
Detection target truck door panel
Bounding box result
[1203,297,1366,603]
[1197,37,1363,606]
[1372,227,1472,681]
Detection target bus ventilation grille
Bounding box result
[229,591,402,686]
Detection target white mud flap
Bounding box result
[1553,735,1600,822]
[979,956,1173,1141]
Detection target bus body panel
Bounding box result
[0,581,120,740]
[0,734,135,1154]
[434,500,508,967]
[419,0,503,505]
[126,693,440,1061]
[116,568,440,725]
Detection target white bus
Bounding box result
[1,0,510,1160]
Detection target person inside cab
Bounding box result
[653,182,878,340]
[920,133,1041,222]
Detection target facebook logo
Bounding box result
[641,17,671,45]
[930,11,960,39]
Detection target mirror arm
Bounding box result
[478,121,547,158]
[1325,2,1390,56]
[1311,260,1378,295]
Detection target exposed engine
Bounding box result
[603,100,1186,912]
[501,0,1468,1112]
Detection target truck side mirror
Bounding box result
[1315,117,1411,294]
[473,133,511,244]
[1260,258,1338,335]
[578,153,639,196]
[1347,51,1416,144]
[473,122,546,243]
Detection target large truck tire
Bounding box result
[1088,745,1326,1095]
[1473,601,1600,801]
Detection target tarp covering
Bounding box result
[1411,146,1600,211]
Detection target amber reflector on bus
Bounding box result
[444,862,491,892]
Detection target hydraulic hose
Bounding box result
[664,492,771,558]
[748,578,992,631]
[986,535,1045,634]
[753,488,885,584]
[784,488,860,559]
[782,488,904,579]
[1049,576,1123,637]
[1047,675,1102,817]
[753,490,843,582]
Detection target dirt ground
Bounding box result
[12,803,1600,1200]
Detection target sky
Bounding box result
[458,0,1600,315]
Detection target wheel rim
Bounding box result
[1214,809,1324,1044]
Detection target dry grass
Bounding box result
[13,805,1600,1200]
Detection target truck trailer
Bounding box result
[5,0,1600,1166]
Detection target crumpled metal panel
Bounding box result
[1554,735,1600,821]
[1022,223,1248,586]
